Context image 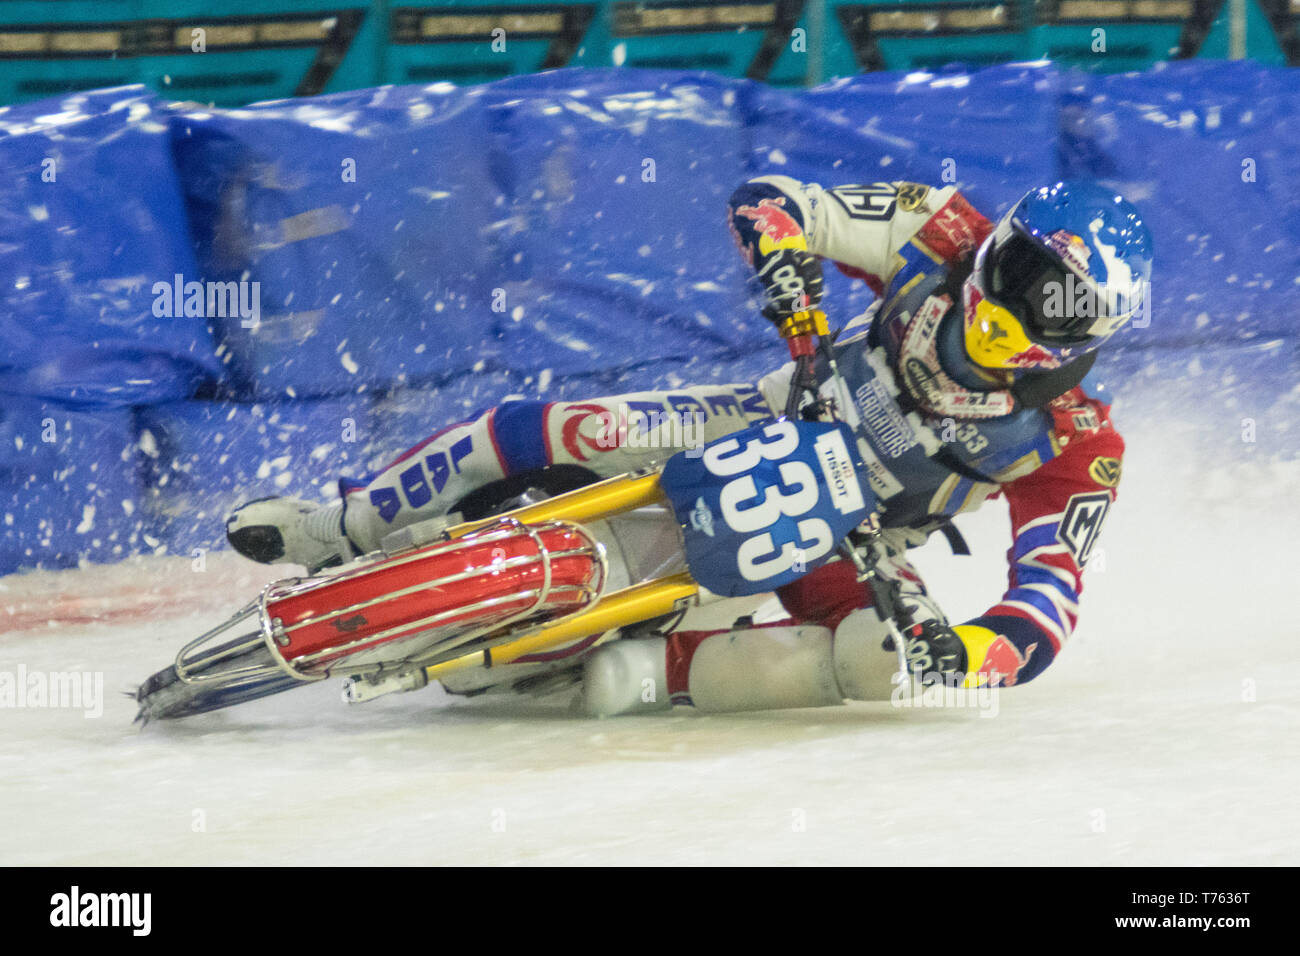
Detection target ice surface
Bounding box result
[1,412,1297,866]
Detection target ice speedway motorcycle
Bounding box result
[135,312,920,722]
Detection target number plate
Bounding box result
[660,419,875,597]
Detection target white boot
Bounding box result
[225,497,357,572]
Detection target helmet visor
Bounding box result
[986,232,1097,343]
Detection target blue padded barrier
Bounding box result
[484,71,764,378]
[2,61,1298,574]
[1059,61,1300,350]
[169,83,506,400]
[0,87,223,407]
[0,396,142,574]
[135,394,374,554]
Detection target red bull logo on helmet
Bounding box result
[1004,343,1061,369]
[963,281,1064,372]
[1045,228,1092,275]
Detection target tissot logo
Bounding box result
[49,886,151,936]
[813,430,866,515]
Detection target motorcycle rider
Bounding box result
[225,178,1152,714]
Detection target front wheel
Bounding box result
[135,634,306,722]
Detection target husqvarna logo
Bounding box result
[689,497,715,537]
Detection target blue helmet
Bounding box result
[962,181,1154,372]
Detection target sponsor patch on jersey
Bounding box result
[559,403,619,461]
[916,194,990,261]
[1072,408,1101,432]
[902,356,942,409]
[897,183,931,212]
[813,429,867,515]
[1048,395,1108,444]
[915,293,950,334]
[854,378,917,459]
[856,436,904,500]
[1088,456,1122,487]
[831,183,897,221]
[1057,491,1112,566]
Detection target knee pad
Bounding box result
[668,624,843,714]
[832,608,908,702]
[581,637,671,717]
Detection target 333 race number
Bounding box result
[702,422,835,581]
[661,419,875,596]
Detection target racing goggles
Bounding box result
[984,231,1104,344]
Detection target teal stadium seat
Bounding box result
[382,1,597,86]
[1031,0,1196,71]
[574,0,813,85]
[0,2,138,101]
[0,0,381,106]
[1191,0,1290,65]
[825,0,1033,73]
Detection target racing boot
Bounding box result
[225,497,359,573]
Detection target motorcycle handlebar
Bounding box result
[777,309,828,359]
[777,308,828,339]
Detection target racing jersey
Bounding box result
[728,176,1125,685]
